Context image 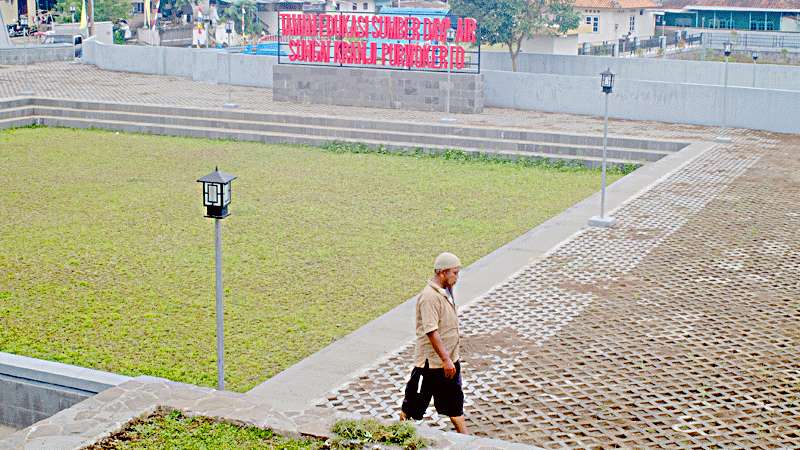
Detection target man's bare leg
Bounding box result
[449,416,468,434]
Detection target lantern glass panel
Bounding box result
[223,183,231,206]
[205,182,223,206]
[601,70,614,89]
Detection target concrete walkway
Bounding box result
[0,426,16,441]
[1,62,798,448]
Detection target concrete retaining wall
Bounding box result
[0,44,75,65]
[483,70,800,134]
[480,51,800,91]
[274,64,484,114]
[82,40,277,88]
[79,42,799,132]
[0,352,130,429]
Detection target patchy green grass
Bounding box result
[87,409,322,449]
[87,410,431,449]
[0,127,624,391]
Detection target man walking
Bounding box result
[400,252,468,434]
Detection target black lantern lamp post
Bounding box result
[601,68,614,94]
[224,20,238,109]
[197,167,236,391]
[198,167,235,218]
[716,42,733,143]
[590,68,616,228]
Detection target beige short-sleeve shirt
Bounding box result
[414,280,460,368]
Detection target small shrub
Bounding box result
[330,419,431,450]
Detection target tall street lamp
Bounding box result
[715,41,733,143]
[441,27,456,122]
[751,50,759,88]
[197,167,237,391]
[589,68,616,228]
[204,16,212,49]
[224,20,238,109]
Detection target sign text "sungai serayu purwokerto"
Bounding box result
[279,12,478,70]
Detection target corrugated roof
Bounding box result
[396,0,450,9]
[383,5,449,14]
[575,0,658,8]
[661,0,800,9]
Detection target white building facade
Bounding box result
[576,0,658,44]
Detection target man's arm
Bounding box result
[427,330,456,379]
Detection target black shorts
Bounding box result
[401,360,463,419]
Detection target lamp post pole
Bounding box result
[197,168,237,392]
[589,68,616,228]
[224,21,238,109]
[716,42,732,143]
[601,91,609,220]
[214,217,224,391]
[441,28,456,122]
[751,50,759,88]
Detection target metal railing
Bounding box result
[579,32,702,56]
[705,32,800,50]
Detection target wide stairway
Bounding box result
[0,98,688,167]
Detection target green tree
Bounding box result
[221,0,262,35]
[94,0,130,22]
[56,0,129,23]
[451,0,580,72]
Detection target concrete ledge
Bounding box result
[247,139,716,410]
[0,352,131,429]
[0,45,75,65]
[0,353,131,394]
[0,377,542,449]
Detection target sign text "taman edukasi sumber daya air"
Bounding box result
[279,13,478,70]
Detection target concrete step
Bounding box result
[33,106,669,163]
[36,115,634,168]
[0,116,36,130]
[0,107,35,121]
[29,98,687,152]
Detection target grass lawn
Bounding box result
[86,409,323,449]
[0,127,624,391]
[87,409,429,449]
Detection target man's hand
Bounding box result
[426,330,457,378]
[443,358,456,379]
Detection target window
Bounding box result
[352,2,356,10]
[363,2,368,9]
[639,9,644,15]
[629,15,635,32]
[133,2,144,13]
[586,15,599,32]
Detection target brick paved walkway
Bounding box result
[2,62,798,448]
[321,132,800,448]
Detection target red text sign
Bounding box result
[278,12,478,71]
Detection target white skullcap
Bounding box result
[434,252,461,271]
